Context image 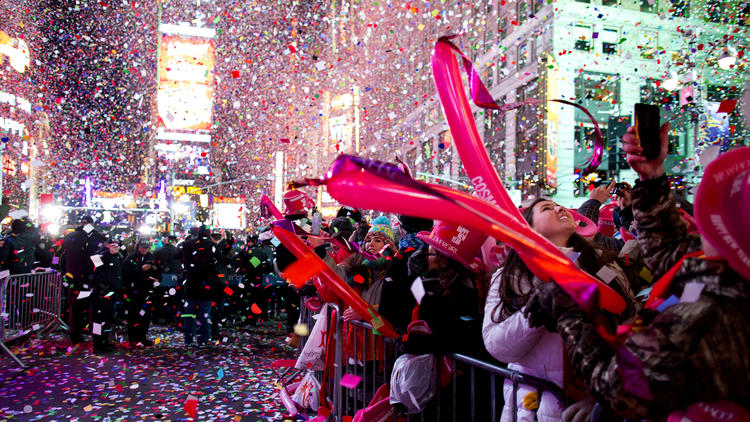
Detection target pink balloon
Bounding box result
[431,41,524,225]
[322,159,625,314]
[261,195,284,220]
[279,384,298,415]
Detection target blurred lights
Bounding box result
[46,223,60,236]
[42,205,62,222]
[138,225,152,235]
[173,203,190,215]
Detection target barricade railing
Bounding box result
[297,295,318,353]
[1,270,68,368]
[327,313,565,422]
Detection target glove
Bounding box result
[406,247,428,278]
[563,396,597,422]
[523,281,579,332]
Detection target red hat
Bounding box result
[282,190,314,217]
[597,203,617,237]
[694,147,750,281]
[417,221,488,273]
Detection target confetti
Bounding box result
[340,374,361,389]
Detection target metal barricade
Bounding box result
[424,352,565,422]
[326,312,565,422]
[1,270,68,368]
[296,295,318,353]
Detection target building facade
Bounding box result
[391,0,748,207]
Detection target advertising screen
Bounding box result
[157,35,215,142]
[155,142,211,178]
[213,199,246,230]
[0,3,38,208]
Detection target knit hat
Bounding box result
[365,216,394,244]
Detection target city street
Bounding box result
[0,321,304,422]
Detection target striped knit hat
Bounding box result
[364,216,394,244]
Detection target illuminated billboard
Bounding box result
[154,142,211,178]
[0,11,37,208]
[0,29,30,74]
[213,197,246,230]
[157,30,215,142]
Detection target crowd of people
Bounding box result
[1,121,748,421]
[0,213,298,354]
[272,123,749,421]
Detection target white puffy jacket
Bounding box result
[483,271,564,422]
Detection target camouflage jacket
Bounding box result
[557,175,750,419]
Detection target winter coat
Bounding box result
[577,199,625,252]
[417,272,484,356]
[182,236,217,301]
[613,205,634,231]
[213,238,233,291]
[122,251,156,300]
[153,243,180,274]
[0,228,41,274]
[483,273,564,422]
[556,175,750,419]
[62,226,107,282]
[91,246,123,293]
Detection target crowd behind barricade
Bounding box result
[0,127,748,422]
[270,127,750,421]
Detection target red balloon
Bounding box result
[272,226,399,338]
[322,160,626,314]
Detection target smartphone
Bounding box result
[311,211,322,235]
[634,103,661,160]
[611,182,628,196]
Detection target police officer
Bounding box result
[122,239,157,347]
[61,215,107,345]
[90,235,123,354]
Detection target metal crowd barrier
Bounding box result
[296,295,318,353]
[325,310,564,422]
[1,270,68,368]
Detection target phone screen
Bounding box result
[634,103,661,160]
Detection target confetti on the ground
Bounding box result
[0,321,309,421]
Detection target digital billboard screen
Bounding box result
[157,34,215,142]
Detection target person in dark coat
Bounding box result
[0,218,41,274]
[153,235,181,323]
[122,238,157,346]
[181,226,216,346]
[211,231,234,339]
[90,236,123,354]
[61,215,107,344]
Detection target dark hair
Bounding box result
[11,219,27,234]
[492,198,617,322]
